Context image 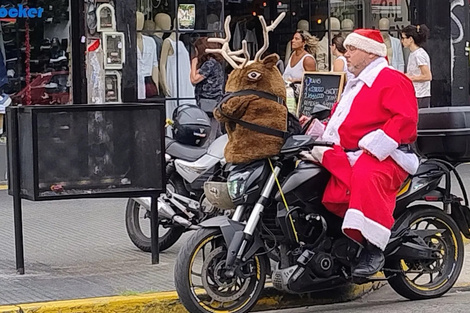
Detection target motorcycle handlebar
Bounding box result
[313,141,335,147]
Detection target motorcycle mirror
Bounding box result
[311,104,331,120]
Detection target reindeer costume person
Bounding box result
[209,13,292,164]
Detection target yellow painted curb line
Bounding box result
[0,184,7,190]
[0,283,381,313]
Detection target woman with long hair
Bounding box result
[190,37,225,144]
[283,30,319,83]
[331,34,353,80]
[401,24,432,108]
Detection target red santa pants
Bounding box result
[321,146,408,250]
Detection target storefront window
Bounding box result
[4,0,71,105]
[135,0,225,126]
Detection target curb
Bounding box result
[0,283,382,313]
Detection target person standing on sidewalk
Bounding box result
[190,37,225,145]
[331,34,353,81]
[401,24,432,109]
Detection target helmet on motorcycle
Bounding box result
[172,104,211,146]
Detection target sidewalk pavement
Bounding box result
[0,164,470,312]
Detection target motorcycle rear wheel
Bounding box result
[174,228,268,313]
[125,198,185,252]
[385,206,464,300]
[125,174,186,252]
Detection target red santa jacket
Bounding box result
[320,57,419,174]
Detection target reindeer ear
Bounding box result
[263,54,280,69]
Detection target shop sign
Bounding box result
[0,4,44,18]
[371,0,401,15]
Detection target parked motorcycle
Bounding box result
[174,133,470,313]
[125,128,229,253]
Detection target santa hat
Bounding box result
[344,29,387,57]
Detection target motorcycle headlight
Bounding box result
[227,171,251,199]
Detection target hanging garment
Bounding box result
[390,36,405,72]
[150,35,163,62]
[244,29,258,58]
[166,38,196,124]
[137,35,158,100]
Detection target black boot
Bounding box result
[352,242,385,278]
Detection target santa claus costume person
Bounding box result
[301,29,419,277]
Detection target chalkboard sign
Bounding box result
[297,72,346,117]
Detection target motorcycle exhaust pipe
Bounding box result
[132,197,200,230]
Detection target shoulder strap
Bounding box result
[217,90,289,139]
[220,89,285,106]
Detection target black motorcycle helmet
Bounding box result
[172,104,211,147]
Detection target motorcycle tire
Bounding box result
[125,174,186,252]
[175,228,268,313]
[385,205,464,300]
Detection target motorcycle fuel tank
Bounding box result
[275,161,330,205]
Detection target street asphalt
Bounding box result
[0,163,470,307]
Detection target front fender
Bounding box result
[199,216,245,249]
[199,216,265,264]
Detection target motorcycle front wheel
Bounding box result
[385,205,464,300]
[174,228,268,313]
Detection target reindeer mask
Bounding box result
[209,13,289,164]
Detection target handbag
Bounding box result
[199,98,219,115]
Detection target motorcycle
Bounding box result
[174,133,470,313]
[125,133,229,252]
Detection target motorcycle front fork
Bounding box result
[225,166,281,269]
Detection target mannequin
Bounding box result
[144,19,164,64]
[137,12,159,99]
[154,13,171,38]
[379,18,404,72]
[284,19,309,66]
[341,18,354,35]
[207,13,220,31]
[317,17,340,72]
[160,18,195,131]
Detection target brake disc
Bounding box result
[201,246,251,302]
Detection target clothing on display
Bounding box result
[149,35,163,62]
[137,35,159,100]
[233,20,258,57]
[165,38,196,121]
[390,36,404,72]
[87,40,105,104]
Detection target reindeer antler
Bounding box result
[254,12,286,61]
[207,16,250,69]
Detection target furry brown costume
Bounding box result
[209,14,287,164]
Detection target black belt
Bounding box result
[344,144,413,153]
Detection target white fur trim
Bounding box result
[342,208,391,251]
[358,129,398,161]
[390,150,420,174]
[344,33,387,57]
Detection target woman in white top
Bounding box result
[283,30,318,83]
[331,34,353,81]
[401,24,432,108]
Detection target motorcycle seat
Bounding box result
[165,137,208,162]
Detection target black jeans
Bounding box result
[417,97,431,109]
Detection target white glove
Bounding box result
[300,146,332,163]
